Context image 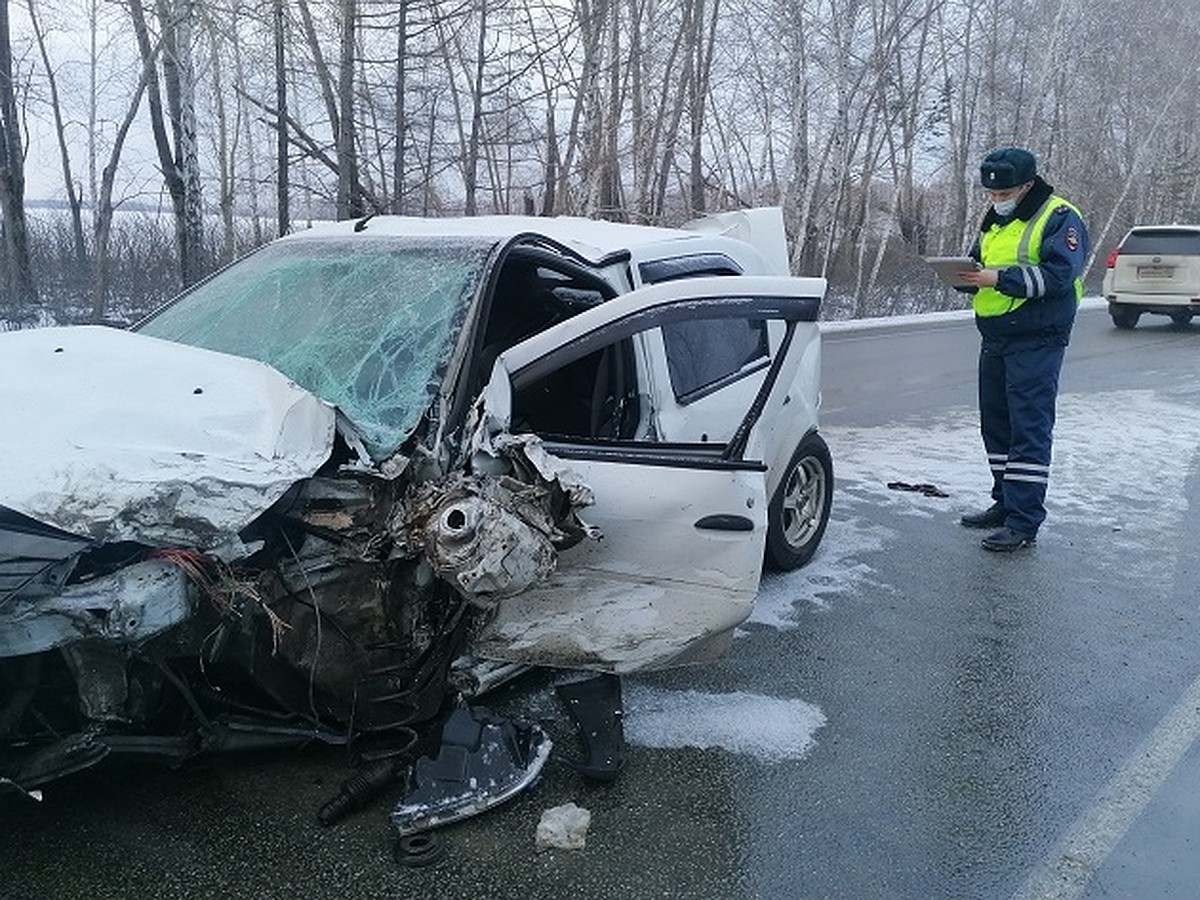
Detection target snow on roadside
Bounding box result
[623,684,827,762]
[825,389,1200,584]
[755,388,1200,630]
[749,514,895,626]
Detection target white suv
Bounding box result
[1102,225,1200,328]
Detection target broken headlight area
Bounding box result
[0,441,592,799]
[0,547,464,791]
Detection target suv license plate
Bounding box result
[1137,265,1175,279]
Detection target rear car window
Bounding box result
[1121,230,1200,255]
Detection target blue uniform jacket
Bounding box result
[966,177,1089,350]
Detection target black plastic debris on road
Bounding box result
[390,704,551,836]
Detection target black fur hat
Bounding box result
[980,147,1037,189]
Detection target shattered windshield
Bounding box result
[138,236,491,460]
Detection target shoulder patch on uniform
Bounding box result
[1065,225,1080,251]
[1053,203,1070,215]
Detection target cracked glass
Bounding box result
[138,236,491,460]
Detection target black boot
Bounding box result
[980,526,1036,552]
[960,502,1007,529]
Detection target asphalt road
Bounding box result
[3,304,1199,899]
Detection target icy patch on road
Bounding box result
[825,391,1200,524]
[826,407,986,517]
[737,388,1200,630]
[624,685,826,762]
[1051,390,1199,531]
[821,389,1200,585]
[747,513,894,627]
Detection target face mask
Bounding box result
[993,198,1019,216]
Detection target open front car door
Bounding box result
[469,275,825,672]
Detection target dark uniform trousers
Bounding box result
[978,341,1064,535]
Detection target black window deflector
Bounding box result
[639,253,743,284]
[538,440,766,473]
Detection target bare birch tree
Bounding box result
[0,0,36,310]
[25,0,85,266]
[127,0,207,287]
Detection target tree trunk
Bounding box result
[597,2,620,218]
[128,0,202,290]
[274,0,289,235]
[336,0,363,218]
[167,0,206,285]
[391,0,407,215]
[89,10,152,322]
[27,0,86,268]
[541,104,558,215]
[229,4,263,246]
[688,0,720,216]
[462,2,487,217]
[0,0,37,311]
[206,17,236,263]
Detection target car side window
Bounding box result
[662,318,769,404]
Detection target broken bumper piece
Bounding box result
[390,704,551,836]
[554,673,625,782]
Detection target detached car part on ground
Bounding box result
[0,211,831,818]
[1102,224,1200,328]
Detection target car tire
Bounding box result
[1111,307,1140,329]
[766,432,833,571]
[1169,311,1192,327]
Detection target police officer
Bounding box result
[957,147,1088,551]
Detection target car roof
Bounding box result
[282,214,717,263]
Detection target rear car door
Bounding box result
[471,276,823,672]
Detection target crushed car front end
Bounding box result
[0,214,829,806]
[0,229,588,793]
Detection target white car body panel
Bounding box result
[291,208,791,278]
[644,315,823,502]
[645,323,774,445]
[472,457,766,672]
[291,214,705,264]
[472,275,823,670]
[0,325,336,547]
[491,275,826,366]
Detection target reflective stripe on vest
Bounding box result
[973,194,1084,318]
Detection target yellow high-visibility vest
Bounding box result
[974,194,1084,318]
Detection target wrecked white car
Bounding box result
[0,210,830,801]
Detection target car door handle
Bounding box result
[694,514,755,532]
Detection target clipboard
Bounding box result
[924,256,981,289]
